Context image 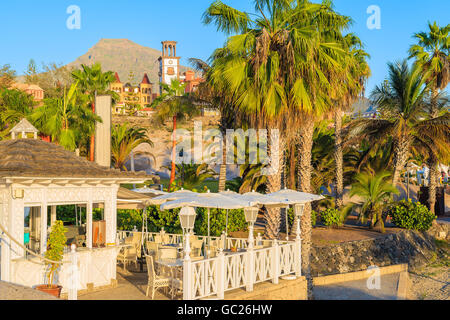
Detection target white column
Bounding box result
[40,202,48,254]
[86,201,93,249]
[105,187,118,244]
[183,232,192,300]
[295,212,302,277]
[1,200,11,282]
[9,198,24,259]
[68,244,78,300]
[50,205,57,226]
[216,249,225,299]
[272,239,279,285]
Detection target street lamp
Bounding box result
[293,204,305,241]
[244,207,259,249]
[179,207,196,260]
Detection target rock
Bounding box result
[310,230,438,277]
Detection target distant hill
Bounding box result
[67,38,194,86]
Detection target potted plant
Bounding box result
[36,220,67,298]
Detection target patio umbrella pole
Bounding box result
[285,208,289,241]
[225,209,229,250]
[75,205,78,227]
[207,208,210,258]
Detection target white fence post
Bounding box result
[272,239,279,284]
[245,248,255,292]
[68,244,78,300]
[217,249,225,299]
[183,232,193,300]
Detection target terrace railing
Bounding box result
[117,230,301,300]
[183,240,300,300]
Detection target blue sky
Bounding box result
[0,0,448,96]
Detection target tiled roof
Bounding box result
[0,139,158,181]
[141,73,151,84]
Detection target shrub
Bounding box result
[387,200,436,231]
[288,208,317,229]
[320,208,343,228]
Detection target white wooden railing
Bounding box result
[183,240,300,300]
[117,230,291,250]
[117,230,301,300]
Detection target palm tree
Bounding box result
[0,88,35,138]
[349,61,434,188]
[152,79,199,191]
[409,22,450,213]
[333,35,371,209]
[71,63,118,161]
[171,163,218,190]
[111,123,154,171]
[349,171,399,233]
[30,82,100,151]
[204,0,352,297]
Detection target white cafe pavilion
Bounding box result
[0,122,154,293]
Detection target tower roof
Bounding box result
[114,72,121,83]
[141,73,151,85]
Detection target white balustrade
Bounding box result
[117,230,299,300]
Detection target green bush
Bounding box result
[387,200,436,231]
[117,206,247,237]
[194,208,247,237]
[320,208,343,228]
[288,208,318,229]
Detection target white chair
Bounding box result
[145,255,171,300]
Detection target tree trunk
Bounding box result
[334,109,344,209]
[392,136,410,189]
[264,129,284,240]
[90,101,95,162]
[168,116,177,192]
[297,119,315,299]
[428,88,439,214]
[289,142,296,189]
[218,139,227,192]
[428,155,437,214]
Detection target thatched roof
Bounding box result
[0,139,159,181]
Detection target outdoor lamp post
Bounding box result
[293,204,305,241]
[179,207,196,260]
[244,207,259,249]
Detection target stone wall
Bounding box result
[310,229,439,277]
[225,277,307,300]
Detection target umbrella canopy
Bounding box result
[238,191,290,208]
[160,191,257,210]
[131,186,168,197]
[148,189,197,205]
[267,188,324,205]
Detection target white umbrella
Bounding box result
[160,191,256,210]
[267,189,324,240]
[148,189,197,205]
[160,191,257,257]
[267,188,324,204]
[132,186,168,197]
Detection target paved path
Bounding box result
[79,268,171,300]
[313,273,400,300]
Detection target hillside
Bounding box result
[67,38,193,85]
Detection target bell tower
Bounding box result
[159,41,180,93]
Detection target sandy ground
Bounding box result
[0,281,58,300]
[407,241,449,300]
